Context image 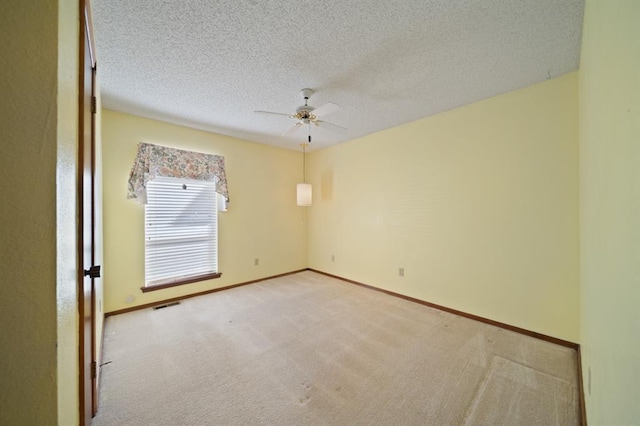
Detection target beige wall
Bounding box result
[308,73,579,342]
[102,110,307,313]
[579,0,640,423]
[0,0,79,424]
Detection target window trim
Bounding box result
[140,272,222,293]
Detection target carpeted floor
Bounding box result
[92,271,580,425]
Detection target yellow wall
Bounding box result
[308,73,579,342]
[579,0,640,423]
[102,110,307,313]
[0,0,79,424]
[56,1,81,424]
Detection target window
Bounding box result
[143,176,220,291]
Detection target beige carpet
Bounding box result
[92,271,580,425]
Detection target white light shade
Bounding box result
[296,183,312,206]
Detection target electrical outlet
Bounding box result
[399,267,404,277]
[331,254,335,262]
[254,258,259,266]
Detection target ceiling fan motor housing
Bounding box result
[300,88,314,100]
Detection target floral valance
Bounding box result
[127,142,229,204]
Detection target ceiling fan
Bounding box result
[255,88,347,138]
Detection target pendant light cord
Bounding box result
[303,124,311,183]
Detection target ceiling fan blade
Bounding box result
[316,120,347,134]
[255,110,294,119]
[311,102,339,118]
[283,122,303,136]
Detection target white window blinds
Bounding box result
[144,176,218,287]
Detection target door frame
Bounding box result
[79,0,98,423]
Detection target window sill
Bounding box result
[141,272,222,293]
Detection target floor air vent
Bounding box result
[152,301,180,310]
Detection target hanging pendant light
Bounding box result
[297,182,312,206]
[296,133,312,206]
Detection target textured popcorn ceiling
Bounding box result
[91,0,584,151]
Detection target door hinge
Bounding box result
[91,96,97,114]
[84,265,101,279]
[91,361,97,379]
